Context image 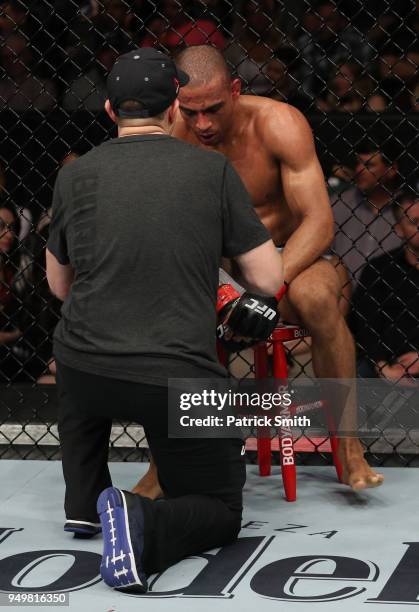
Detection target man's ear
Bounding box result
[387,161,398,182]
[231,78,241,100]
[168,98,179,123]
[105,99,117,123]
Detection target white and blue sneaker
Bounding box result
[97,487,148,593]
[64,520,102,539]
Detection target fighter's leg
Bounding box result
[132,455,163,499]
[280,258,384,490]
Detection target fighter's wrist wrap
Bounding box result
[275,281,289,302]
[216,283,241,316]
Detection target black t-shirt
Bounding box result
[47,134,270,384]
[350,248,419,363]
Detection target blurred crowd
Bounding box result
[0,0,418,384]
[0,0,417,113]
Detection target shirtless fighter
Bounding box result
[133,45,383,495]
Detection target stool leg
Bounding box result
[254,343,271,476]
[330,435,343,482]
[272,332,296,502]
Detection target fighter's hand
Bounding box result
[217,284,279,352]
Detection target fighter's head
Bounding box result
[175,46,241,146]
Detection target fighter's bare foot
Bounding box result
[339,438,384,491]
[132,460,163,500]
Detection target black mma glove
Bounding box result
[217,289,279,352]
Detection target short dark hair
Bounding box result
[175,45,231,88]
[392,189,418,222]
[355,137,404,167]
[118,100,166,120]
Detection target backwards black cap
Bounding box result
[107,48,190,118]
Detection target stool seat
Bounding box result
[272,323,310,342]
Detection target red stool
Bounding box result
[254,324,343,501]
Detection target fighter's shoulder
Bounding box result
[243,96,313,154]
[245,95,309,127]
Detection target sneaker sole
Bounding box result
[64,521,101,538]
[97,487,147,593]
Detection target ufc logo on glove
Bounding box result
[245,298,277,320]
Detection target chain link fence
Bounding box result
[0,0,418,465]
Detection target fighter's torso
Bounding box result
[175,96,299,245]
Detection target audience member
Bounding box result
[317,61,381,112]
[62,44,119,112]
[51,3,101,86]
[332,137,404,285]
[8,149,79,382]
[0,0,28,34]
[17,151,80,383]
[0,202,22,382]
[0,0,52,66]
[124,0,155,40]
[377,42,419,111]
[18,221,61,382]
[261,55,312,111]
[92,0,133,48]
[327,163,354,195]
[297,1,372,99]
[366,93,388,112]
[0,33,57,111]
[0,160,31,240]
[363,0,414,51]
[224,0,288,94]
[350,190,419,381]
[140,0,225,51]
[191,0,233,36]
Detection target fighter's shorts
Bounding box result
[219,247,332,293]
